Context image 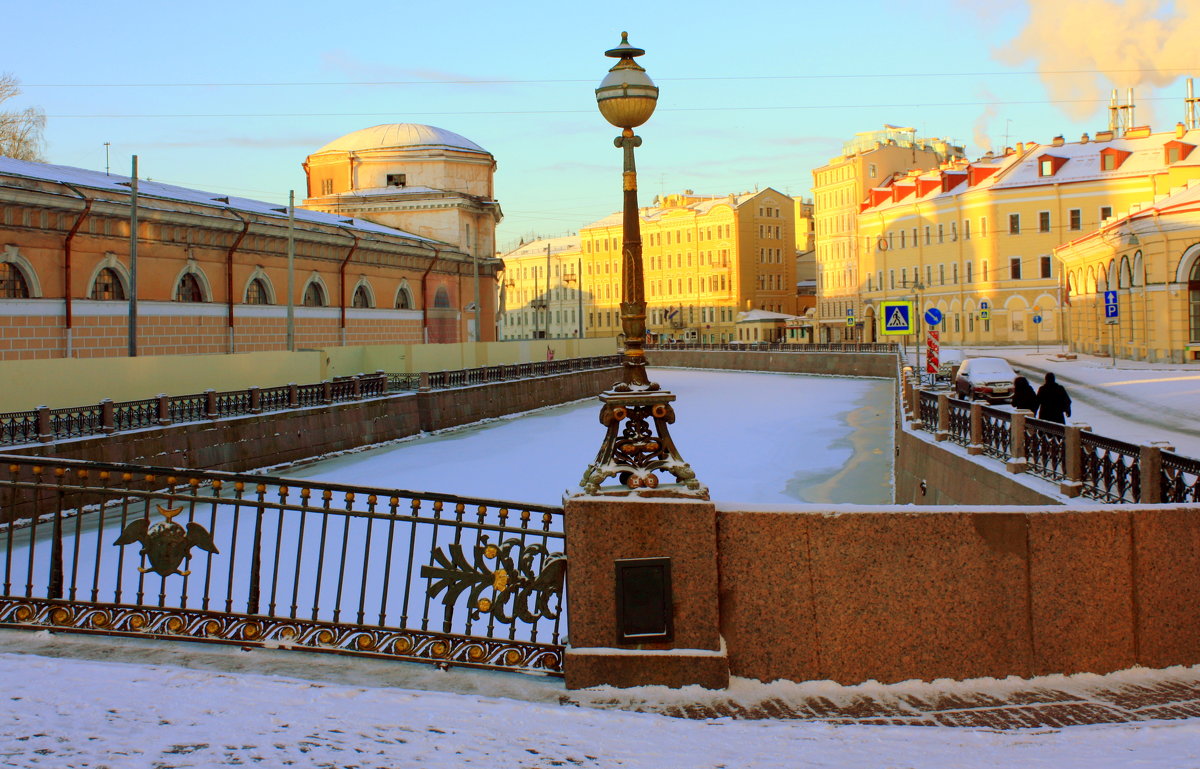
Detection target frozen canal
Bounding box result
[283,368,895,505]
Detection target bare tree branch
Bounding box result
[0,74,46,162]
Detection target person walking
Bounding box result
[1011,376,1039,412]
[1036,372,1072,423]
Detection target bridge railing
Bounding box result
[645,341,899,353]
[0,354,623,448]
[0,453,566,675]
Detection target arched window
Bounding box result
[395,285,413,309]
[175,273,204,302]
[0,262,31,298]
[303,281,326,307]
[433,286,451,308]
[1190,258,1200,342]
[245,278,270,305]
[90,267,125,300]
[352,284,372,308]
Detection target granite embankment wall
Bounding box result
[9,368,619,473]
[715,504,1200,685]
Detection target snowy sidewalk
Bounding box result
[569,666,1200,729]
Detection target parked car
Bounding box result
[954,357,1017,403]
[936,348,964,381]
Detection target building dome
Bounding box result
[313,124,488,155]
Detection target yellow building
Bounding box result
[1055,177,1200,363]
[857,124,1200,349]
[813,127,963,342]
[578,189,796,343]
[497,236,584,340]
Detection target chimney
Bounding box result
[1052,135,1065,147]
[1016,142,1025,152]
[1188,78,1198,130]
[1081,133,1090,143]
[1128,87,1136,133]
[1178,122,1187,138]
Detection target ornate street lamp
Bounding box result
[579,33,706,498]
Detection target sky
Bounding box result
[7,0,1200,252]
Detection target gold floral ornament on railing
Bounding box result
[113,505,219,577]
[421,537,565,624]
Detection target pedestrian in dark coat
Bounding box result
[1011,376,1039,412]
[1036,372,1072,423]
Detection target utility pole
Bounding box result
[545,241,552,339]
[471,225,480,343]
[127,156,138,357]
[286,191,295,352]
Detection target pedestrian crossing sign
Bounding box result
[879,301,914,335]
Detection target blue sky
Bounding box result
[6,0,1200,251]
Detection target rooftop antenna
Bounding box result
[104,142,110,175]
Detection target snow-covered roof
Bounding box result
[499,235,580,260]
[736,309,798,323]
[312,124,488,155]
[582,190,774,231]
[862,128,1200,214]
[0,156,438,243]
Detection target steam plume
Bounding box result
[998,0,1200,122]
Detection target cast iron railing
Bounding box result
[1162,451,1200,503]
[910,388,1181,502]
[1024,418,1066,482]
[978,405,1012,460]
[1079,432,1141,503]
[646,341,899,353]
[0,454,565,675]
[0,355,623,448]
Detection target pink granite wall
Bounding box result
[716,504,1200,686]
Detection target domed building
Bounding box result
[302,124,502,260]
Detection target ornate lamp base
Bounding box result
[579,388,708,499]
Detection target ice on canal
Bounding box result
[285,368,895,505]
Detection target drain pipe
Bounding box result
[420,244,442,344]
[336,225,361,347]
[221,204,250,354]
[60,182,93,359]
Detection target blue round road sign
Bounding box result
[1032,314,1043,324]
[924,308,943,326]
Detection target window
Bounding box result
[900,230,906,248]
[1190,258,1200,342]
[938,264,945,285]
[868,163,877,178]
[952,264,958,284]
[1069,209,1082,231]
[0,262,30,298]
[91,267,125,301]
[966,262,973,283]
[889,270,895,289]
[1039,211,1051,233]
[386,173,407,187]
[1040,159,1054,176]
[1168,146,1182,164]
[1040,255,1052,279]
[1102,154,1116,171]
[302,281,326,307]
[1010,257,1022,280]
[983,260,989,281]
[1009,214,1020,234]
[244,277,269,305]
[352,285,372,308]
[924,226,931,245]
[937,224,944,243]
[320,179,333,195]
[175,273,204,303]
[964,220,971,240]
[1100,206,1112,221]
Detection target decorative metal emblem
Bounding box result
[580,390,704,496]
[421,537,565,624]
[113,505,219,577]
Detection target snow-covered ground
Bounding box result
[3,630,1199,769]
[284,368,896,505]
[914,346,1200,459]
